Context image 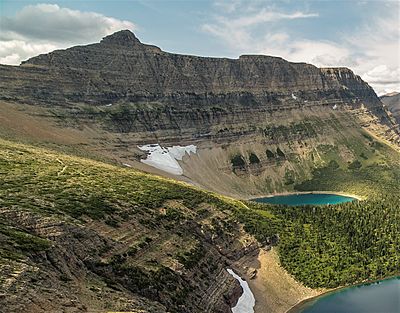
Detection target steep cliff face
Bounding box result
[380,92,400,125]
[0,30,398,196]
[0,30,384,110]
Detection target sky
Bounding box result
[0,0,399,95]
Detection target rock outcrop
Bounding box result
[0,30,394,142]
[380,92,400,126]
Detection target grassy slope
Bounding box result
[0,137,257,312]
[1,134,399,311]
[294,132,400,196]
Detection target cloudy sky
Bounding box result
[0,0,399,95]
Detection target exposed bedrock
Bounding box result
[0,30,395,137]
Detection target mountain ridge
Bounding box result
[4,29,381,104]
[1,30,397,145]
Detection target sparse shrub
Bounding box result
[327,160,340,170]
[138,241,148,249]
[249,153,260,164]
[266,149,275,159]
[231,154,246,167]
[59,274,72,282]
[144,236,153,243]
[362,133,373,141]
[284,178,294,185]
[126,246,138,256]
[105,217,119,227]
[165,207,184,221]
[348,160,362,170]
[276,147,286,158]
[370,141,383,149]
[176,244,204,269]
[284,169,295,185]
[360,152,368,160]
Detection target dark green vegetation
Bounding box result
[266,149,275,159]
[231,154,246,167]
[277,195,400,287]
[263,122,317,141]
[0,222,51,260]
[249,152,260,164]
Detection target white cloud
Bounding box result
[221,9,318,28]
[202,3,318,57]
[213,0,243,13]
[255,37,352,67]
[363,65,400,95]
[0,4,136,65]
[0,40,58,64]
[344,13,400,95]
[202,1,400,95]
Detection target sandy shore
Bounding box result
[235,248,328,313]
[244,190,364,201]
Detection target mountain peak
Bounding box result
[100,29,141,46]
[381,91,400,98]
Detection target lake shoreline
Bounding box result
[286,275,400,313]
[245,190,364,201]
[234,248,328,313]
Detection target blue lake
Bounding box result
[295,277,400,313]
[253,193,356,206]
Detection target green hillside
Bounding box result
[1,137,399,312]
[0,138,254,312]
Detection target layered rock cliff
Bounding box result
[0,30,398,196]
[0,30,388,120]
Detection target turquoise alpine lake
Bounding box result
[253,193,356,206]
[293,277,400,313]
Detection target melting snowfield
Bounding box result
[138,144,197,175]
[227,269,255,313]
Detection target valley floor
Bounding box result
[235,248,327,313]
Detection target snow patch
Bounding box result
[138,144,197,175]
[227,268,255,313]
[291,93,297,100]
